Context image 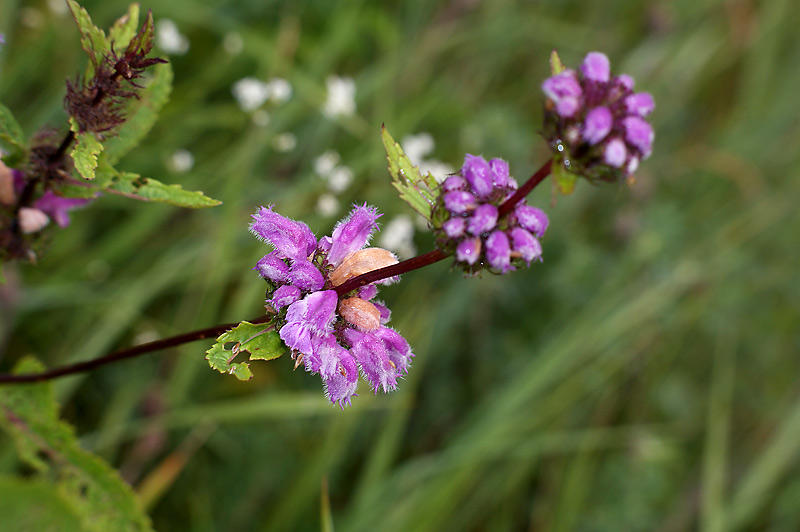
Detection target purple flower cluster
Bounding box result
[250,204,413,408]
[432,154,548,274]
[541,51,654,181]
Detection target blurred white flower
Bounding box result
[273,133,297,152]
[327,166,353,194]
[402,133,435,163]
[233,77,270,112]
[156,19,190,55]
[322,76,356,118]
[267,78,292,104]
[169,149,194,173]
[313,150,340,177]
[316,193,340,217]
[379,215,416,259]
[223,32,244,55]
[47,0,69,16]
[401,131,453,183]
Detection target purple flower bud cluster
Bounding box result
[541,51,654,182]
[250,203,413,408]
[432,154,548,275]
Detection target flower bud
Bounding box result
[329,247,398,287]
[339,297,381,331]
[18,208,49,234]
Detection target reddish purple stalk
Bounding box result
[0,160,552,384]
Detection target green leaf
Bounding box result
[107,3,140,50]
[0,102,27,165]
[0,358,154,532]
[69,118,104,180]
[66,0,108,71]
[549,49,566,75]
[0,476,83,532]
[108,170,222,208]
[381,125,439,220]
[103,62,173,165]
[205,321,284,381]
[552,154,577,195]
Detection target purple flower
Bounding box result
[33,191,92,228]
[444,190,476,214]
[581,52,610,83]
[515,205,549,237]
[603,138,627,168]
[467,204,498,235]
[583,106,613,145]
[456,237,482,265]
[250,205,317,261]
[328,203,382,266]
[433,155,549,275]
[463,154,493,197]
[250,203,414,408]
[485,230,511,273]
[541,51,655,181]
[623,116,654,157]
[510,228,542,265]
[255,252,290,282]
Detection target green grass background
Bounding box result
[2,0,799,530]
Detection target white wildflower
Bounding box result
[267,78,292,104]
[379,215,416,259]
[273,133,297,152]
[316,194,340,217]
[156,19,190,55]
[233,77,270,112]
[169,149,194,173]
[322,76,356,118]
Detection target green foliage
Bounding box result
[206,321,285,381]
[382,125,439,220]
[66,0,108,74]
[107,3,141,51]
[0,102,27,166]
[105,168,221,208]
[0,476,84,532]
[102,61,173,166]
[549,49,565,75]
[552,155,578,195]
[70,118,104,181]
[0,358,153,532]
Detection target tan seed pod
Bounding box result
[339,297,381,331]
[329,247,398,287]
[0,161,15,206]
[18,208,50,234]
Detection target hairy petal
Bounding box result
[250,205,317,261]
[344,328,398,393]
[328,203,382,266]
[254,251,289,282]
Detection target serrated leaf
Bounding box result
[205,343,253,381]
[381,125,439,220]
[70,127,104,181]
[205,321,283,381]
[550,50,565,75]
[0,358,153,532]
[103,62,173,165]
[107,3,140,51]
[0,102,27,165]
[67,0,108,71]
[217,321,285,362]
[0,476,83,532]
[552,155,577,195]
[108,170,221,208]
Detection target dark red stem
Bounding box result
[497,159,552,218]
[334,249,448,297]
[0,315,273,384]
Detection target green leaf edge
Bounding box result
[381,124,439,220]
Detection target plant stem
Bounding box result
[497,159,552,218]
[334,248,448,297]
[0,315,273,384]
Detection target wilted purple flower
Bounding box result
[541,51,655,182]
[32,191,93,228]
[433,155,548,275]
[250,203,413,407]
